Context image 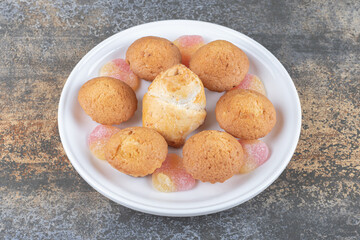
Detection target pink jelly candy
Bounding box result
[173,35,205,67]
[152,153,196,192]
[233,73,266,96]
[99,58,140,90]
[88,125,120,160]
[238,139,270,174]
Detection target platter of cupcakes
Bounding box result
[58,20,301,216]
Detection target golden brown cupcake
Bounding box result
[216,89,276,140]
[189,40,249,92]
[182,130,244,183]
[142,64,206,148]
[125,36,181,81]
[105,127,168,177]
[78,77,137,125]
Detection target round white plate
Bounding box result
[58,20,301,217]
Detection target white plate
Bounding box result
[58,20,301,217]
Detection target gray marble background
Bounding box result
[0,0,359,239]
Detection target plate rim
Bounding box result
[58,19,302,217]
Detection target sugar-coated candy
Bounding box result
[99,58,140,90]
[238,139,270,174]
[88,125,120,160]
[233,73,266,96]
[173,35,205,67]
[152,153,196,192]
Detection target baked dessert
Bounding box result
[216,89,276,140]
[78,77,137,125]
[142,64,207,147]
[189,40,249,92]
[182,130,244,183]
[105,127,168,177]
[126,36,181,81]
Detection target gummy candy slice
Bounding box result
[233,74,266,96]
[152,153,196,192]
[88,125,120,160]
[99,58,140,90]
[173,35,205,67]
[238,139,270,174]
[152,173,176,192]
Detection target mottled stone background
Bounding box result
[0,0,359,239]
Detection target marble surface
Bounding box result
[0,0,359,239]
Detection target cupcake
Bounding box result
[216,89,276,139]
[182,130,244,183]
[78,77,137,125]
[105,127,168,177]
[126,36,181,81]
[189,40,249,92]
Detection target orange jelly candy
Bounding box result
[238,139,270,174]
[88,125,120,160]
[173,35,205,67]
[233,73,266,96]
[152,153,196,192]
[99,58,140,90]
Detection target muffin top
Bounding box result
[146,64,206,108]
[189,40,249,92]
[215,89,276,140]
[78,77,137,125]
[142,64,207,148]
[126,36,181,81]
[182,130,244,183]
[105,127,168,177]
